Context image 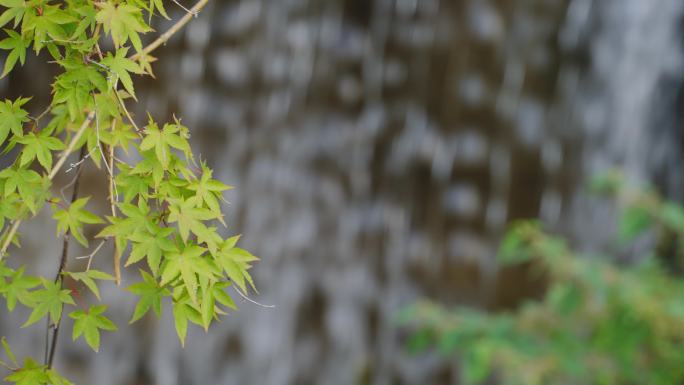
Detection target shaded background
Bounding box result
[2,0,684,384]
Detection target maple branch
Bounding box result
[114,89,143,135]
[107,121,122,285]
[0,112,96,259]
[130,0,211,62]
[0,0,211,261]
[46,145,86,368]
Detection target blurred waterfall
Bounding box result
[2,0,684,384]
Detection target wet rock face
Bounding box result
[3,0,684,384]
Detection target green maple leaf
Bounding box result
[2,337,18,368]
[100,121,137,153]
[0,0,27,31]
[97,200,157,267]
[130,149,166,186]
[1,350,72,384]
[52,197,104,247]
[199,285,214,330]
[98,199,152,239]
[187,162,232,223]
[128,270,169,323]
[215,236,258,294]
[160,244,215,304]
[148,0,169,20]
[45,369,74,385]
[100,47,143,100]
[53,58,108,121]
[0,189,19,229]
[96,2,151,54]
[69,3,97,40]
[171,300,201,347]
[127,0,170,22]
[92,92,122,122]
[65,270,114,301]
[211,281,237,312]
[23,5,76,53]
[115,164,151,203]
[0,266,40,311]
[69,305,117,352]
[0,97,29,145]
[0,166,43,213]
[197,280,237,331]
[167,197,218,244]
[156,174,189,199]
[139,119,191,169]
[15,131,64,171]
[0,29,28,78]
[22,279,75,327]
[127,225,175,275]
[52,81,90,122]
[4,358,48,385]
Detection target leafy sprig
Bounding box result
[0,0,257,383]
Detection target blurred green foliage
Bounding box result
[401,172,684,385]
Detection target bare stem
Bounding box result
[130,0,211,62]
[46,146,87,368]
[107,120,121,285]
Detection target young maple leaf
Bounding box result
[127,270,169,323]
[127,225,175,275]
[187,162,232,224]
[215,236,258,294]
[139,119,191,169]
[22,279,75,327]
[4,358,49,385]
[100,47,143,100]
[69,305,117,352]
[0,0,27,31]
[0,266,40,311]
[0,29,28,78]
[95,2,151,54]
[167,196,217,243]
[15,131,64,171]
[160,243,215,304]
[22,5,76,53]
[65,270,114,301]
[0,167,43,213]
[52,197,104,247]
[154,0,170,17]
[0,97,29,145]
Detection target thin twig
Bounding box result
[93,25,104,61]
[59,159,85,202]
[74,239,107,271]
[29,105,53,124]
[170,0,197,16]
[114,89,143,136]
[130,0,210,62]
[233,287,275,309]
[107,121,121,284]
[64,145,100,174]
[46,146,87,368]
